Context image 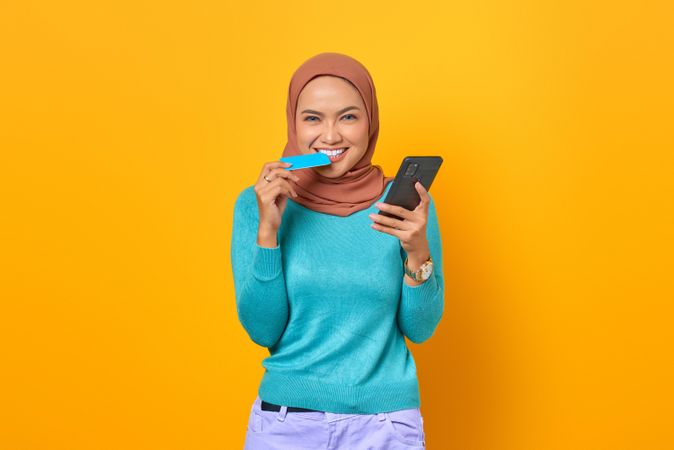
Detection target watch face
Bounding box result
[420,263,433,280]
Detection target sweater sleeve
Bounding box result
[230,188,290,348]
[397,193,445,344]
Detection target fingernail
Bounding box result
[375,203,383,208]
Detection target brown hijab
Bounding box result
[282,52,394,217]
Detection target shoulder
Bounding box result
[235,184,255,205]
[233,185,258,218]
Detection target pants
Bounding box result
[244,395,426,449]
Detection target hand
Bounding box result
[254,161,300,234]
[369,181,431,261]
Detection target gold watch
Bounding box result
[404,255,434,282]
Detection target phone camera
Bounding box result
[404,163,418,177]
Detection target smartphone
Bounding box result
[280,152,331,171]
[377,156,443,219]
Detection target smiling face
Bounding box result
[295,75,369,178]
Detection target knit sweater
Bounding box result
[230,179,444,414]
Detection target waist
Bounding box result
[259,370,421,414]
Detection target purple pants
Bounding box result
[244,395,426,449]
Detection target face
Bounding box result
[295,75,369,178]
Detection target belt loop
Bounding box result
[277,405,288,422]
[377,412,386,421]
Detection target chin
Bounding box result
[314,167,344,178]
[319,160,355,178]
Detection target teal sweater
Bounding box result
[230,180,444,414]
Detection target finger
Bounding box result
[267,160,293,170]
[270,167,301,183]
[369,212,408,230]
[286,181,299,198]
[260,184,297,205]
[259,160,293,181]
[375,202,414,221]
[256,179,298,205]
[259,173,296,186]
[370,221,403,238]
[415,181,431,209]
[267,178,298,198]
[260,167,300,184]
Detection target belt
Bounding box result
[261,400,321,413]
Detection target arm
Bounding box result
[230,188,290,348]
[397,194,445,344]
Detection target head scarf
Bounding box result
[282,52,394,217]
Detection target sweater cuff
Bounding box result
[401,270,438,301]
[252,243,282,281]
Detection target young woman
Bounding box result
[231,52,444,449]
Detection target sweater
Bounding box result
[230,179,444,414]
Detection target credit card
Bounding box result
[280,152,331,171]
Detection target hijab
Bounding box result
[282,52,394,217]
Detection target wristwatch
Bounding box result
[403,255,434,282]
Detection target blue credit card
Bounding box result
[280,152,331,171]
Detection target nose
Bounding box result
[320,121,342,145]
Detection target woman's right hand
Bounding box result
[254,161,300,235]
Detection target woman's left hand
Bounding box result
[369,181,431,260]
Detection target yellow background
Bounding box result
[1,1,673,449]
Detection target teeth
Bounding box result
[316,148,347,156]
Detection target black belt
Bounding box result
[261,400,321,413]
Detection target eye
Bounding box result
[342,114,356,120]
[304,116,319,122]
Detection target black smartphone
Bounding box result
[377,156,443,219]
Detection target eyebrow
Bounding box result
[301,106,361,116]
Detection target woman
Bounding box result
[231,52,444,449]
